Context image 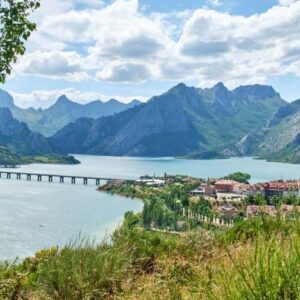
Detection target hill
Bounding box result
[0,89,141,136]
[0,107,54,155]
[0,108,80,165]
[0,145,23,165]
[237,99,300,163]
[50,83,285,157]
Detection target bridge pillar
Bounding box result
[83,178,88,185]
[60,176,64,183]
[17,174,21,180]
[27,174,31,181]
[7,173,11,179]
[49,176,53,183]
[0,172,2,178]
[96,179,100,186]
[71,177,76,184]
[37,175,42,182]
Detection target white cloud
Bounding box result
[278,0,298,6]
[96,62,152,82]
[18,0,172,82]
[175,1,300,87]
[10,0,300,94]
[16,51,89,82]
[10,88,148,109]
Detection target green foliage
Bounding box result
[214,235,300,299]
[35,239,130,299]
[206,218,300,300]
[181,150,227,160]
[263,145,300,164]
[29,154,80,165]
[0,144,21,165]
[224,172,251,183]
[0,0,40,83]
[221,216,297,245]
[101,178,202,232]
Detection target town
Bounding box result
[103,173,300,230]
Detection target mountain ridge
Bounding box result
[0,89,142,136]
[50,82,285,157]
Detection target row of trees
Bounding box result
[246,193,300,206]
[142,183,201,231]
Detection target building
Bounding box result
[189,186,205,196]
[136,178,165,187]
[250,180,300,200]
[214,179,237,193]
[189,183,215,197]
[233,183,250,194]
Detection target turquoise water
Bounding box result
[11,155,300,183]
[1,155,300,260]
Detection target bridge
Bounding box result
[0,171,122,186]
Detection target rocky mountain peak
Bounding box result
[0,89,14,109]
[56,95,72,104]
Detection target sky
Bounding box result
[3,0,300,108]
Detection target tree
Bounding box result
[0,0,40,83]
[224,172,251,184]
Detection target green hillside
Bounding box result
[0,145,22,165]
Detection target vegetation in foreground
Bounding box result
[1,214,300,299]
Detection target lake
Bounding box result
[1,155,300,260]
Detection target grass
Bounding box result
[205,233,300,300]
[1,214,300,299]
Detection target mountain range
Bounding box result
[0,89,141,136]
[1,82,300,164]
[50,83,285,157]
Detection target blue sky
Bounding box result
[139,0,278,15]
[3,0,300,108]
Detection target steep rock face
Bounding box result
[0,89,141,136]
[0,89,14,109]
[50,83,285,157]
[236,99,300,163]
[0,108,54,155]
[268,99,300,127]
[236,131,267,156]
[259,110,300,154]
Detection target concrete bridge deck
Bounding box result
[0,170,126,186]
